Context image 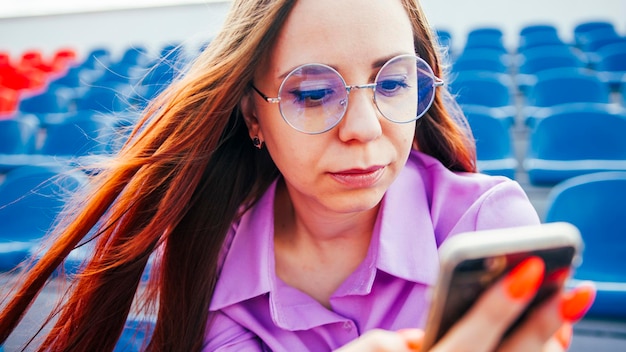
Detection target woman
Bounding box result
[0,0,594,350]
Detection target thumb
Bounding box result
[397,328,425,351]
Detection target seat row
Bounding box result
[0,110,131,173]
[467,103,626,185]
[0,42,199,117]
[438,20,626,59]
[1,164,623,322]
[439,22,626,105]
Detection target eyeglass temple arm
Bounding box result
[251,84,280,104]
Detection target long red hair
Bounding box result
[0,0,475,350]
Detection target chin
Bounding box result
[326,186,387,214]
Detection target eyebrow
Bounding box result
[277,52,413,80]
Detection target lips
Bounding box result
[329,165,385,187]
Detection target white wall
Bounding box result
[1,0,625,59]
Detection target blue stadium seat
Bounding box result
[0,115,39,154]
[463,27,508,54]
[594,41,626,90]
[49,66,101,89]
[114,318,155,352]
[574,21,616,48]
[93,62,143,86]
[523,68,612,125]
[79,47,113,71]
[159,43,187,67]
[517,24,565,53]
[515,46,588,92]
[464,105,517,179]
[75,83,134,113]
[545,171,626,319]
[0,164,87,271]
[524,104,626,185]
[435,29,453,56]
[37,111,116,158]
[449,71,515,106]
[448,71,516,125]
[0,114,40,172]
[18,86,75,115]
[579,27,624,53]
[118,46,152,68]
[128,60,179,110]
[139,61,178,86]
[451,48,510,74]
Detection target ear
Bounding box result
[240,92,262,140]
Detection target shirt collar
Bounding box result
[209,181,277,311]
[374,150,439,286]
[210,150,439,315]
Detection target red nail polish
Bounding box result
[561,283,596,322]
[504,256,545,300]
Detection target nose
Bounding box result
[337,87,382,143]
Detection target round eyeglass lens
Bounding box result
[278,64,348,134]
[374,55,437,123]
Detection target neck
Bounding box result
[273,178,380,246]
[272,179,380,308]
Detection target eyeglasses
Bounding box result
[251,54,444,134]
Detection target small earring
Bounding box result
[252,136,262,149]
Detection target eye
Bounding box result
[376,76,410,97]
[288,88,336,107]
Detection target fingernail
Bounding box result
[554,322,573,349]
[561,283,596,322]
[397,329,423,351]
[504,256,545,300]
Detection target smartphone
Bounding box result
[421,222,583,350]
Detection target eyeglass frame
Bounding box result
[251,54,445,134]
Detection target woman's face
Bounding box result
[245,0,417,215]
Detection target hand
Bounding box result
[335,257,596,352]
[333,328,423,352]
[430,257,595,352]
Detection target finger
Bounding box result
[397,328,424,351]
[554,322,573,350]
[334,329,415,352]
[432,256,545,352]
[498,294,563,351]
[499,281,595,352]
[560,281,596,322]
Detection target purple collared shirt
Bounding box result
[204,150,540,351]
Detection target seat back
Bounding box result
[465,108,514,161]
[518,25,564,52]
[0,164,87,241]
[18,86,74,114]
[449,71,514,108]
[545,172,626,282]
[452,48,509,73]
[526,68,610,107]
[528,105,626,161]
[574,21,615,48]
[518,47,586,75]
[0,115,39,154]
[39,112,115,156]
[596,41,626,72]
[464,27,507,53]
[581,27,622,52]
[75,84,133,113]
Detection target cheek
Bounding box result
[261,123,322,179]
[391,122,416,154]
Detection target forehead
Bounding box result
[267,0,415,76]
